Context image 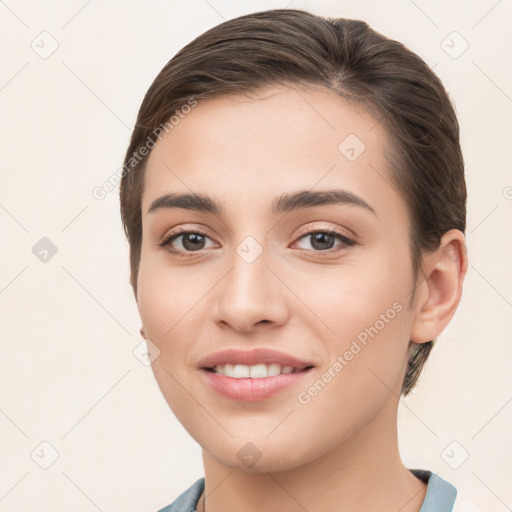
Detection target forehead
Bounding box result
[142,86,401,219]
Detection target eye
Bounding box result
[293,228,356,254]
[158,228,216,255]
[158,226,357,257]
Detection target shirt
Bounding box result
[156,469,483,512]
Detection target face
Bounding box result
[136,85,419,472]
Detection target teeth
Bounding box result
[213,363,300,378]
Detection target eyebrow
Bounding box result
[147,189,376,217]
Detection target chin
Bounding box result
[200,433,318,474]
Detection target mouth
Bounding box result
[203,363,315,378]
[198,348,316,401]
[200,364,315,402]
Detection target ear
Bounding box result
[140,326,146,339]
[410,229,468,343]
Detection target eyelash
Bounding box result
[158,226,357,258]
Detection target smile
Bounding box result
[206,363,313,378]
[201,366,314,402]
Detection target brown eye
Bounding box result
[295,229,356,253]
[159,229,214,255]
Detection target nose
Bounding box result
[212,243,289,334]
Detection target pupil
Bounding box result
[183,233,204,251]
[311,233,334,250]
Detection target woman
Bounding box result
[120,9,480,512]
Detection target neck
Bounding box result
[198,397,427,512]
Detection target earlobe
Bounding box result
[410,229,468,344]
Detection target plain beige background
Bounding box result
[0,0,511,510]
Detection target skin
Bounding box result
[136,85,468,512]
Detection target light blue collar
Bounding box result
[411,469,457,512]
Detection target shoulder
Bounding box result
[156,477,205,512]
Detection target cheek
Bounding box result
[136,262,208,415]
[136,257,220,395]
[136,256,204,342]
[292,250,411,340]
[294,291,410,441]
[292,251,412,395]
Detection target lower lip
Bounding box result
[200,368,313,402]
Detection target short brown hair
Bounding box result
[119,8,466,396]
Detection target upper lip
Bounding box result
[198,348,315,370]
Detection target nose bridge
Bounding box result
[226,234,272,304]
[214,232,287,331]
